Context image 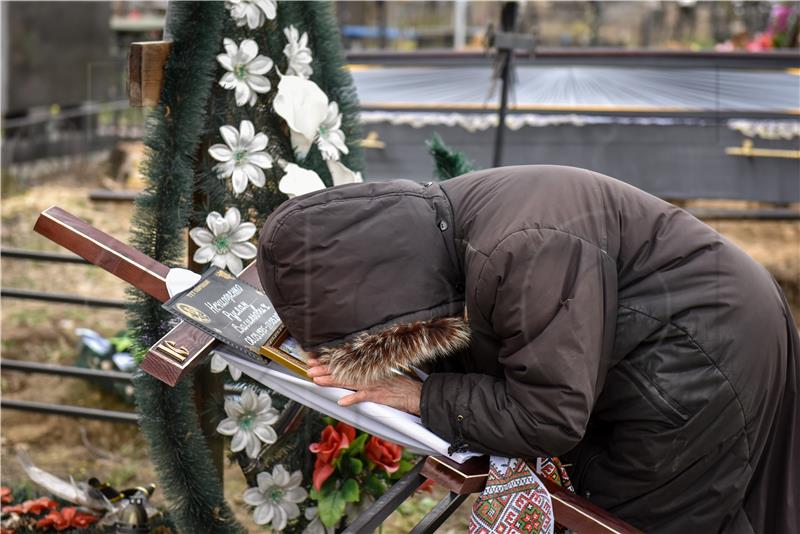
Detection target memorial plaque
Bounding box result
[142,261,263,386]
[163,267,308,376]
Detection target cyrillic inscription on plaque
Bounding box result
[163,267,283,360]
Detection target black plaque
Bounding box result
[163,267,283,362]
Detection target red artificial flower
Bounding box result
[36,510,69,531]
[311,458,335,493]
[0,486,12,504]
[337,422,356,444]
[747,32,774,51]
[417,479,436,493]
[36,507,98,531]
[2,497,58,515]
[308,422,356,491]
[365,436,403,474]
[309,423,355,463]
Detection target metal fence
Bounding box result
[1,100,146,187]
[1,247,136,422]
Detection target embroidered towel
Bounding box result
[469,457,574,534]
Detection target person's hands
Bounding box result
[307,358,422,415]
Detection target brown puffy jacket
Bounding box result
[258,165,798,533]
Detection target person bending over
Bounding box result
[256,165,798,533]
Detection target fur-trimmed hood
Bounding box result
[257,180,466,382]
[318,316,470,383]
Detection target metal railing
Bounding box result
[1,99,146,186]
[1,248,90,264]
[1,248,128,308]
[346,48,800,69]
[0,358,241,423]
[1,399,139,424]
[1,359,138,424]
[1,288,127,309]
[1,248,134,422]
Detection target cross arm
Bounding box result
[33,206,270,386]
[34,206,171,302]
[33,206,218,384]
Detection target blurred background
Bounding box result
[1,1,798,532]
[2,1,799,194]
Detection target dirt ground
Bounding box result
[1,164,798,532]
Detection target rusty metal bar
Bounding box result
[1,399,138,424]
[1,288,127,309]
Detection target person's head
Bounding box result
[257,180,468,383]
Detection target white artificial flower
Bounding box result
[273,77,350,161]
[226,0,277,30]
[273,76,329,159]
[283,26,313,79]
[208,120,272,195]
[316,102,348,161]
[303,507,336,534]
[210,352,242,381]
[217,389,279,458]
[278,163,326,198]
[243,465,307,530]
[326,160,363,186]
[217,38,273,107]
[189,207,257,275]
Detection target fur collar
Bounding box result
[317,316,470,384]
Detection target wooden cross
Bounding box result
[33,205,642,533]
[34,206,237,385]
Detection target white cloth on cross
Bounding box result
[165,268,202,298]
[216,347,478,464]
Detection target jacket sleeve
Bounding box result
[420,229,617,457]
